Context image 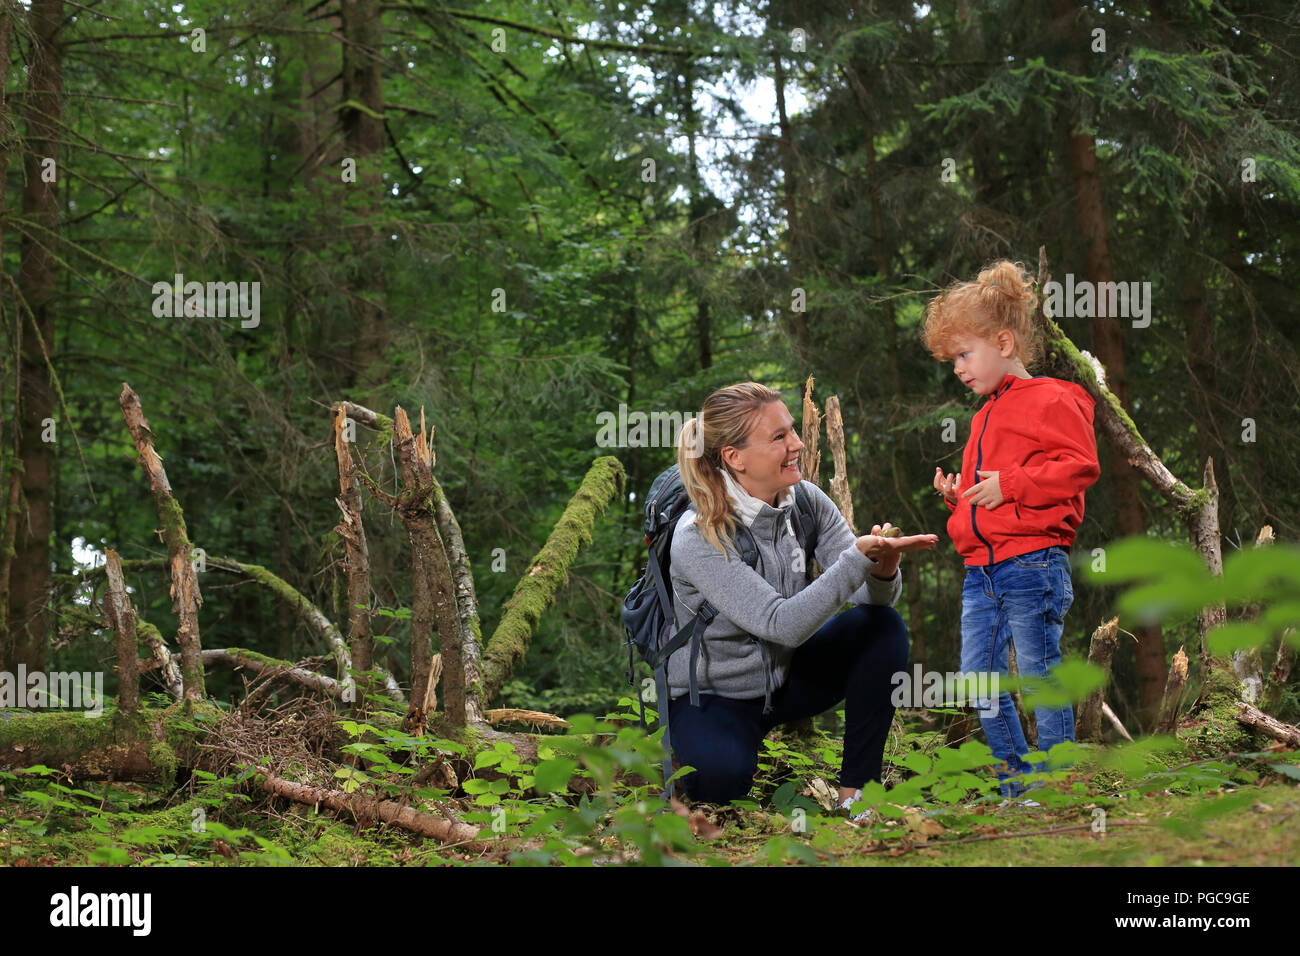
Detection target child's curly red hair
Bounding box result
[922,260,1042,366]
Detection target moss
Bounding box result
[374,413,396,447]
[2,705,122,754]
[481,456,625,700]
[1043,321,1146,444]
[221,646,289,668]
[135,618,163,649]
[156,495,194,550]
[1176,669,1254,757]
[1185,486,1212,514]
[0,701,220,787]
[236,562,309,608]
[300,819,444,866]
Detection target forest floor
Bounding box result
[4,775,1296,866]
[2,704,1298,866]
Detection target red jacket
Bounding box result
[945,374,1100,566]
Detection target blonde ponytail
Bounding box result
[677,383,785,557]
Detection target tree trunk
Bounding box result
[0,0,15,649]
[339,0,387,389]
[103,550,139,714]
[7,0,63,672]
[118,384,205,701]
[1076,617,1119,742]
[1155,647,1188,734]
[390,407,464,727]
[333,405,373,703]
[683,64,713,372]
[1055,0,1165,728]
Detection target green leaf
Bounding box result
[1086,537,1205,584]
[533,757,578,794]
[771,781,796,810]
[474,750,504,770]
[900,751,932,774]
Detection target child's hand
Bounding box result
[961,470,1004,509]
[933,467,962,506]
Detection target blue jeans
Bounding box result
[960,546,1075,796]
[668,604,909,804]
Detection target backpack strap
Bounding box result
[791,484,818,575]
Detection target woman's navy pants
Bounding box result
[667,603,910,804]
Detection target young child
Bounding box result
[922,260,1100,798]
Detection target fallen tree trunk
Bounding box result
[1235,701,1300,747]
[258,771,485,848]
[201,648,345,697]
[0,703,218,783]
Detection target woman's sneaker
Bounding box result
[837,789,878,824]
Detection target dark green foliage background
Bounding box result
[5,0,1298,725]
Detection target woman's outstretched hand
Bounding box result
[855,522,940,578]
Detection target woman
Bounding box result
[668,382,938,811]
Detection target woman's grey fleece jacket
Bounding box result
[667,470,902,707]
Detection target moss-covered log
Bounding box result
[480,456,625,702]
[0,702,220,784]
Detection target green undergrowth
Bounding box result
[2,696,1296,866]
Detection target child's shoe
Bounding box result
[998,797,1042,808]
